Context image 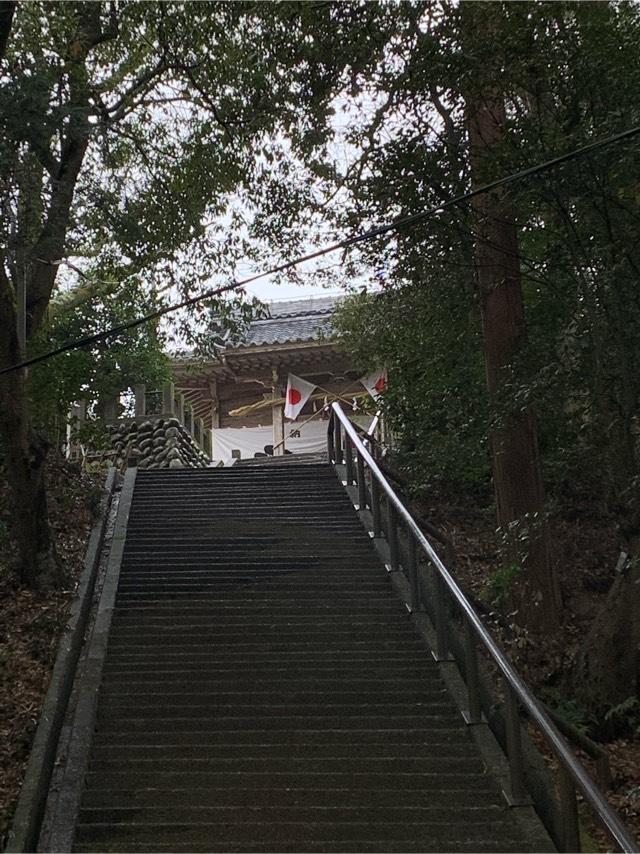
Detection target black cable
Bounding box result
[3,122,639,376]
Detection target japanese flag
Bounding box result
[360,370,386,401]
[284,373,316,420]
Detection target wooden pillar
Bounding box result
[195,416,204,448]
[209,380,220,430]
[185,403,194,436]
[175,392,185,424]
[271,367,284,456]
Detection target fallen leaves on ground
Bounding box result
[0,456,102,847]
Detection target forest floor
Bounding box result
[0,456,102,848]
[417,481,640,848]
[0,459,638,849]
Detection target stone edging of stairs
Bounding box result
[6,467,119,854]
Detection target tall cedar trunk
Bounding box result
[466,93,561,633]
[0,267,60,588]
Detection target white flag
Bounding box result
[284,373,316,420]
[360,370,386,400]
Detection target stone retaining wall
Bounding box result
[107,417,210,469]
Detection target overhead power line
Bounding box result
[2,123,640,377]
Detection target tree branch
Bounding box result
[97,52,169,125]
[26,4,118,336]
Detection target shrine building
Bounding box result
[170,296,369,462]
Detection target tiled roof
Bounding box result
[229,296,340,349]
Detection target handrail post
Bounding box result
[504,681,528,806]
[370,475,383,536]
[327,418,335,463]
[558,766,581,852]
[462,621,482,725]
[407,534,421,612]
[387,503,399,571]
[356,451,366,509]
[344,434,355,484]
[333,415,343,464]
[433,572,452,661]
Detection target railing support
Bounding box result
[462,621,482,725]
[407,534,421,612]
[371,476,383,537]
[558,766,581,852]
[356,451,366,509]
[387,503,399,571]
[333,416,343,464]
[504,682,529,806]
[328,421,335,464]
[432,571,452,662]
[344,435,355,484]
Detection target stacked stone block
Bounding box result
[107,417,209,469]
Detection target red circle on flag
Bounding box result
[288,388,302,405]
[374,376,386,393]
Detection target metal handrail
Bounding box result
[328,401,637,853]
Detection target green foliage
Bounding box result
[1,0,379,389]
[605,697,640,736]
[295,2,640,517]
[482,564,523,609]
[85,483,104,520]
[333,282,490,490]
[543,690,598,737]
[28,273,170,443]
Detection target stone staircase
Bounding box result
[68,463,546,852]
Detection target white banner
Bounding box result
[212,421,328,462]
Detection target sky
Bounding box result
[245,280,345,304]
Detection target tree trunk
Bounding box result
[0,6,105,588]
[0,263,60,588]
[465,91,561,633]
[0,1,15,61]
[574,550,640,722]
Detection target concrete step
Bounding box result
[95,704,455,721]
[108,615,415,629]
[79,784,500,809]
[73,819,523,851]
[74,838,528,853]
[92,728,468,747]
[102,643,428,660]
[77,803,503,826]
[91,715,467,732]
[82,769,492,792]
[105,629,423,644]
[87,756,487,775]
[87,741,470,761]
